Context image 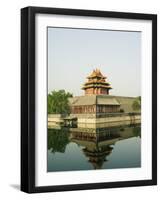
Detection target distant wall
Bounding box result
[48,114,64,123]
[114,96,140,113]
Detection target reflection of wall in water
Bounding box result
[48,125,141,170]
[69,125,141,169]
[69,126,140,142]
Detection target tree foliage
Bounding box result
[132,96,141,111]
[48,90,73,114]
[48,128,70,153]
[132,126,141,137]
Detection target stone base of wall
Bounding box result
[48,113,141,129]
[77,120,140,129]
[48,114,64,123]
[77,114,140,128]
[48,114,65,128]
[77,115,140,123]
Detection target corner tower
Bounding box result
[82,69,112,95]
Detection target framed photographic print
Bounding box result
[21,6,157,193]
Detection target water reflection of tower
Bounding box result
[83,145,113,169]
[70,127,121,169]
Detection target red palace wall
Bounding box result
[71,105,120,114]
[71,105,96,114]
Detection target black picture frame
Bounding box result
[21,6,157,193]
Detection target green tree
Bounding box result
[132,96,141,111]
[48,90,73,114]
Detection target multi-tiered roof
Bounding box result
[82,69,112,95]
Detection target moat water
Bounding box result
[47,124,141,172]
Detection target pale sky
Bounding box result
[48,27,141,97]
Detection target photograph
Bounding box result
[21,6,157,193]
[47,27,141,172]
